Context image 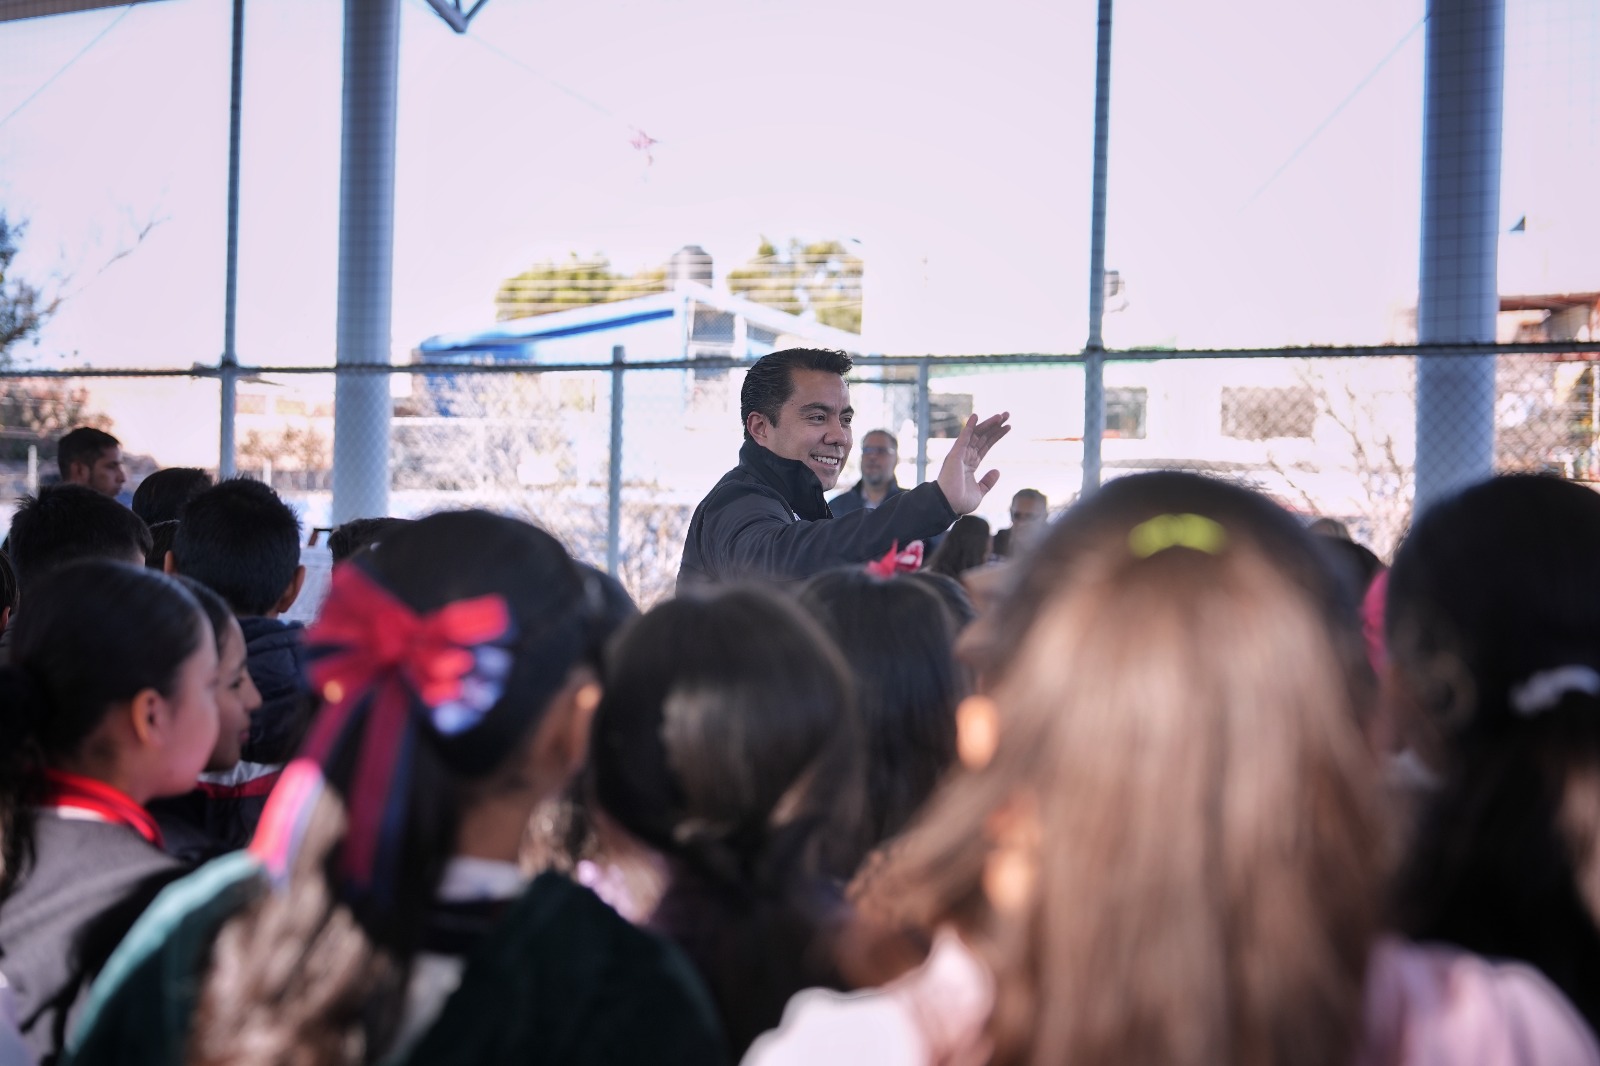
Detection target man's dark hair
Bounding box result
[131,467,214,526]
[327,516,411,565]
[172,478,302,616]
[740,348,853,441]
[7,484,152,595]
[55,427,120,479]
[862,428,898,451]
[1013,487,1047,506]
[146,519,180,570]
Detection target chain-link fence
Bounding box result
[3,339,1597,606]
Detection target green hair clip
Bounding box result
[1128,513,1227,558]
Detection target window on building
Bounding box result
[1221,386,1317,440]
[928,393,974,438]
[1104,387,1147,439]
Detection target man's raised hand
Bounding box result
[935,412,1011,515]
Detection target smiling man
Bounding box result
[678,348,1010,588]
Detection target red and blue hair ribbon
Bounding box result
[251,564,514,902]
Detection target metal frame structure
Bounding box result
[10,0,1520,533]
[1415,0,1506,509]
[422,0,491,34]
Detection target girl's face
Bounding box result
[152,620,222,797]
[206,618,262,772]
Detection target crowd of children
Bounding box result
[0,430,1598,1065]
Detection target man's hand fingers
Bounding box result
[972,422,1012,462]
[978,469,1001,493]
[955,414,977,448]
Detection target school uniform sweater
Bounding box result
[0,813,182,1065]
[65,856,729,1066]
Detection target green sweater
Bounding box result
[65,853,729,1066]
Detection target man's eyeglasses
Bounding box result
[860,446,894,457]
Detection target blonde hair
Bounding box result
[874,473,1384,1066]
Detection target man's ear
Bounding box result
[163,551,178,576]
[746,411,773,447]
[0,605,11,637]
[66,461,88,486]
[273,565,307,615]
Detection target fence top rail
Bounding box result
[2,340,1599,379]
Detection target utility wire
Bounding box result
[0,3,137,131]
[1239,16,1425,211]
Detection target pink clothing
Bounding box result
[1364,568,1390,677]
[1359,938,1600,1066]
[744,934,1600,1066]
[742,929,991,1066]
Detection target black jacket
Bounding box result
[238,617,310,765]
[677,440,957,589]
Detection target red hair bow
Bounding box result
[866,540,924,577]
[299,564,514,895]
[307,565,512,724]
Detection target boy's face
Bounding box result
[72,447,126,498]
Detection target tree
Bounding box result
[494,254,669,321]
[0,213,59,367]
[725,237,863,333]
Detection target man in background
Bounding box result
[829,429,902,516]
[56,427,126,498]
[992,488,1048,559]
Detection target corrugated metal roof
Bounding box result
[418,283,871,359]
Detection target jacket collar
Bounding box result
[738,439,833,521]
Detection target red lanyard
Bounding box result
[38,769,164,849]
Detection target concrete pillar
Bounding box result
[1415,0,1505,512]
[332,0,400,522]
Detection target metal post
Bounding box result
[915,359,931,484]
[1415,0,1504,512]
[331,0,400,523]
[607,345,625,576]
[1081,0,1114,497]
[219,0,245,479]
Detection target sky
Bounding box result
[0,0,1596,371]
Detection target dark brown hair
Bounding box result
[1389,474,1600,1033]
[873,472,1383,1066]
[591,585,862,1056]
[927,515,991,578]
[798,569,962,859]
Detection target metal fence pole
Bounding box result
[1415,0,1504,512]
[1081,0,1114,497]
[607,345,625,576]
[915,359,931,484]
[331,0,400,523]
[219,0,245,479]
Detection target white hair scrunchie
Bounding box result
[1510,666,1600,717]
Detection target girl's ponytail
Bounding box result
[0,663,49,887]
